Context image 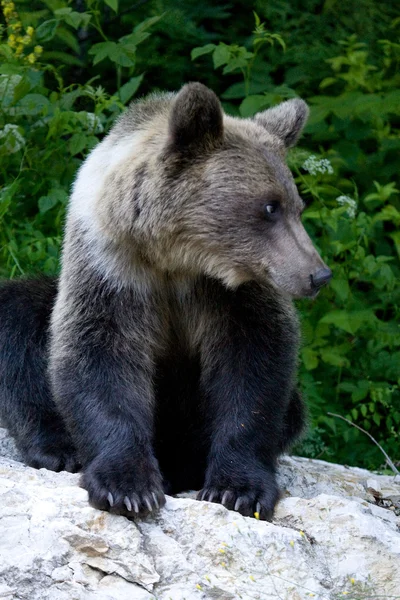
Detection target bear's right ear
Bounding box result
[168,83,224,154]
[254,98,309,149]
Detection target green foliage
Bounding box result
[1,0,399,470]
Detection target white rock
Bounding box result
[0,428,399,599]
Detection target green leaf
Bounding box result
[17,94,50,116]
[133,14,163,33]
[390,232,400,259]
[119,74,144,105]
[320,310,377,335]
[69,133,87,156]
[12,78,31,104]
[212,44,231,69]
[54,8,90,29]
[104,0,118,13]
[301,347,319,370]
[38,189,67,214]
[42,51,83,67]
[56,26,80,54]
[89,42,117,66]
[330,279,350,302]
[320,348,350,367]
[372,413,381,426]
[191,44,216,60]
[109,45,135,67]
[239,95,270,117]
[36,19,58,42]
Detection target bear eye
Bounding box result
[264,201,280,220]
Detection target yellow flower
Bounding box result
[15,44,23,55]
[34,45,43,54]
[10,21,22,31]
[26,53,36,63]
[26,25,34,37]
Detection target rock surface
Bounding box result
[0,427,399,600]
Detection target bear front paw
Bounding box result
[81,454,166,517]
[197,468,280,521]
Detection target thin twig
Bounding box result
[327,412,399,475]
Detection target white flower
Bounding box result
[81,112,104,134]
[302,155,334,176]
[0,123,25,153]
[336,195,357,218]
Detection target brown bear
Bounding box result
[0,83,331,520]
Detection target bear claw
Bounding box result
[197,487,278,521]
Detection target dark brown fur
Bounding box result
[0,83,331,520]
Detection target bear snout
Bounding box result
[310,267,332,290]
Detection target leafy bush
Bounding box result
[1,0,399,470]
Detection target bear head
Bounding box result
[72,83,331,298]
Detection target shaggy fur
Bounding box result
[0,83,331,520]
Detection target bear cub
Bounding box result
[0,83,331,520]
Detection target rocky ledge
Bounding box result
[0,427,399,600]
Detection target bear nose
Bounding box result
[310,268,332,290]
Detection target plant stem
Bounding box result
[327,412,399,475]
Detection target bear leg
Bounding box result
[50,273,166,517]
[278,388,307,453]
[196,281,299,520]
[0,277,80,472]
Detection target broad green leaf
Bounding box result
[12,78,31,104]
[390,232,400,259]
[239,95,270,118]
[38,189,67,214]
[109,45,135,67]
[69,133,87,156]
[320,310,378,335]
[330,279,350,302]
[54,7,89,28]
[36,19,58,42]
[301,347,319,370]
[133,15,163,33]
[119,74,144,105]
[56,26,80,53]
[191,44,216,60]
[42,51,84,67]
[212,44,231,69]
[320,348,350,368]
[319,311,355,335]
[104,0,118,13]
[89,42,116,65]
[17,94,50,116]
[38,195,58,214]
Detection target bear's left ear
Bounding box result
[253,98,309,149]
[168,82,224,154]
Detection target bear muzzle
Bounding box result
[310,267,332,291]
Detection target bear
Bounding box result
[0,83,331,521]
